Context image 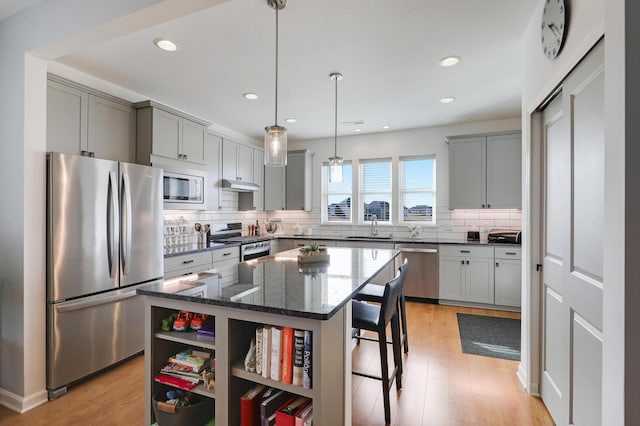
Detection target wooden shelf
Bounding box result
[154,330,216,350]
[230,361,313,399]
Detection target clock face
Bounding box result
[540,0,567,60]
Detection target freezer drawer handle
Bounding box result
[54,291,138,313]
[460,250,470,253]
[182,260,195,264]
[505,252,517,255]
[397,248,438,253]
[223,252,232,256]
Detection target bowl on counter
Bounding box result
[264,222,278,234]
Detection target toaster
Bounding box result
[487,229,521,244]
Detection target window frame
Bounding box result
[358,157,393,225]
[321,160,353,224]
[398,154,437,226]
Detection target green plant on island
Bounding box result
[299,243,323,256]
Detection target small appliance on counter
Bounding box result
[487,229,521,244]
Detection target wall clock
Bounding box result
[540,0,567,60]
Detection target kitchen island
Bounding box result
[139,246,399,425]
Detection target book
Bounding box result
[292,329,305,386]
[256,327,263,376]
[167,355,210,373]
[168,348,211,373]
[153,373,198,391]
[303,330,312,389]
[270,326,283,382]
[275,396,311,426]
[295,402,313,426]
[281,327,294,384]
[240,383,267,426]
[160,362,203,379]
[157,371,200,384]
[259,388,290,426]
[262,325,272,379]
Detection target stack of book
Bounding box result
[255,325,312,389]
[240,386,313,426]
[154,347,214,391]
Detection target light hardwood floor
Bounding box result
[0,302,553,425]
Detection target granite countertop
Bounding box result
[274,234,520,247]
[164,241,241,258]
[140,246,400,320]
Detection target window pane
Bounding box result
[362,194,391,221]
[362,162,391,191]
[327,195,351,221]
[402,158,433,190]
[402,193,433,222]
[327,163,352,192]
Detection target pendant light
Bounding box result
[328,72,344,182]
[264,0,287,167]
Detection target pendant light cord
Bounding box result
[274,6,279,126]
[334,75,338,156]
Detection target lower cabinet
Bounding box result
[439,245,495,304]
[494,247,522,307]
[164,247,239,281]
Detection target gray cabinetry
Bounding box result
[448,132,521,209]
[264,165,286,210]
[135,100,210,165]
[439,245,494,304]
[222,139,253,182]
[238,148,265,211]
[494,247,521,307]
[204,132,222,211]
[47,77,135,162]
[286,150,314,211]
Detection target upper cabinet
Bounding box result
[135,100,210,166]
[448,132,521,209]
[47,76,136,163]
[204,132,222,211]
[238,147,265,211]
[222,139,253,182]
[264,149,314,211]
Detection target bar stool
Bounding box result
[351,270,404,425]
[354,258,410,353]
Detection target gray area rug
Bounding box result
[456,313,521,361]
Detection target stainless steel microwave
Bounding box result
[161,167,206,210]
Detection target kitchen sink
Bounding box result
[345,236,392,240]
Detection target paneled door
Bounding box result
[540,40,604,426]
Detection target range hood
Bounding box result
[222,179,261,192]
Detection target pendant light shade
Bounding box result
[264,0,287,166]
[329,72,343,182]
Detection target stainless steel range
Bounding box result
[209,223,271,261]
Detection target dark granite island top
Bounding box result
[139,246,400,320]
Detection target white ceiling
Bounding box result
[56,0,538,141]
[0,0,45,21]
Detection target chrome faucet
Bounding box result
[371,214,378,237]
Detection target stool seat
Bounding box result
[352,300,382,329]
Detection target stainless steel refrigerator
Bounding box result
[46,152,163,399]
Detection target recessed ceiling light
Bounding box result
[243,93,259,100]
[355,128,361,132]
[285,118,297,123]
[439,97,456,104]
[153,38,178,52]
[382,125,390,129]
[438,56,460,67]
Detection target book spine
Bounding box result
[256,327,263,376]
[166,357,203,373]
[270,326,283,381]
[262,326,272,379]
[281,327,294,384]
[303,330,312,389]
[292,329,305,386]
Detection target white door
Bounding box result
[540,40,604,426]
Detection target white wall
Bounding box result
[0,0,227,413]
[520,0,640,423]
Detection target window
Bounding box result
[360,158,392,223]
[399,155,436,224]
[323,161,352,223]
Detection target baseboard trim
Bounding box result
[0,387,48,414]
[516,364,540,396]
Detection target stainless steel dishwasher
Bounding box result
[395,243,439,300]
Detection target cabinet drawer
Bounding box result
[211,246,239,263]
[164,251,212,273]
[494,247,521,259]
[439,245,494,258]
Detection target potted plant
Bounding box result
[298,243,330,263]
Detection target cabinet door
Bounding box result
[286,150,313,211]
[88,94,136,162]
[237,144,253,182]
[465,256,495,304]
[438,256,465,301]
[264,166,286,210]
[494,258,521,307]
[152,109,181,160]
[204,133,222,211]
[47,80,88,154]
[181,119,205,164]
[272,239,295,253]
[252,149,264,210]
[449,136,486,209]
[486,133,521,208]
[222,140,238,180]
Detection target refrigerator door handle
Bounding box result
[108,171,119,278]
[54,290,139,313]
[121,172,132,275]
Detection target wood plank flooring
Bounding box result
[0,302,553,425]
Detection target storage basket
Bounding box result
[153,392,214,426]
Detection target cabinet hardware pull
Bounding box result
[182,260,194,264]
[183,154,188,160]
[505,252,517,255]
[536,264,543,272]
[482,204,485,208]
[460,250,470,253]
[182,272,193,276]
[487,204,491,208]
[461,260,465,265]
[466,260,470,265]
[223,252,232,256]
[496,262,499,267]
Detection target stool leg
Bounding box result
[391,312,403,390]
[378,326,391,425]
[400,292,409,353]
